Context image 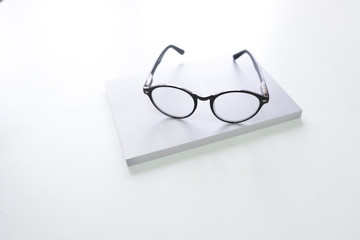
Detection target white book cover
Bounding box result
[106,55,302,165]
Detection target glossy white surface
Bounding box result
[1,0,360,239]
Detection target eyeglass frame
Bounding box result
[143,45,270,124]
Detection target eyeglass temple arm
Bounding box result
[233,50,269,97]
[144,45,185,88]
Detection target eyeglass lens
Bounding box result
[151,86,195,118]
[212,92,260,122]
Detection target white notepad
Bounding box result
[106,55,302,165]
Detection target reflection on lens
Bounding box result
[151,86,195,118]
[213,92,260,122]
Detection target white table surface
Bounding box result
[1,1,359,239]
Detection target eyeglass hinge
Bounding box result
[144,74,153,88]
[143,88,150,94]
[261,82,269,98]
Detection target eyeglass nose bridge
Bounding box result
[192,93,213,101]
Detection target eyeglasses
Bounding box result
[143,45,270,124]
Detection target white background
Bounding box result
[1,0,360,239]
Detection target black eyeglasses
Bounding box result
[143,45,270,124]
